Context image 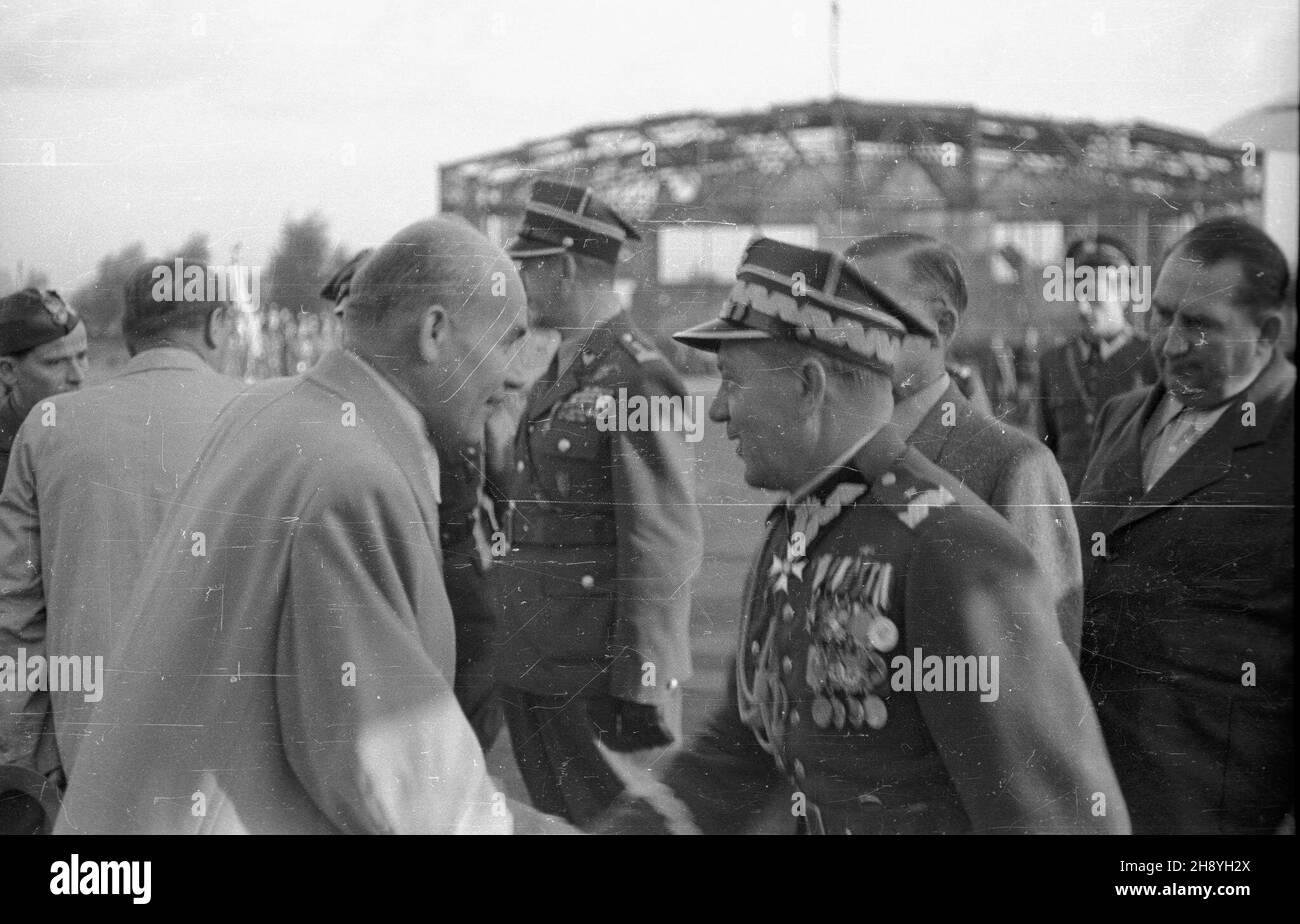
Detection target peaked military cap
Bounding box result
[506,180,641,266]
[320,248,373,316]
[673,237,938,375]
[0,288,82,356]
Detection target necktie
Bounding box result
[1143,405,1198,491]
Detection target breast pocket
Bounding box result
[532,420,610,502]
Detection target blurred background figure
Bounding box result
[0,289,87,485]
[1035,236,1158,496]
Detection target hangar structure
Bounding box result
[440,97,1262,367]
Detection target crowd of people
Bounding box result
[0,180,1292,835]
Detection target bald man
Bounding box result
[55,217,547,834]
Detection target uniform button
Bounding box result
[751,641,760,655]
[881,472,896,486]
[667,678,679,691]
[580,575,595,589]
[515,460,525,472]
[790,708,800,726]
[781,656,793,674]
[793,759,805,781]
[558,438,571,452]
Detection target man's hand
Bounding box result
[589,697,674,753]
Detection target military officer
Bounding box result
[594,237,1129,835]
[495,179,703,825]
[1036,236,1158,496]
[0,289,88,486]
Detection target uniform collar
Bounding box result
[785,428,878,507]
[1078,327,1133,363]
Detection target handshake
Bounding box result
[587,697,676,752]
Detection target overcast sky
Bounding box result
[2,0,1296,286]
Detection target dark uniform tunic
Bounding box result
[1037,334,1157,496]
[437,443,505,751]
[597,426,1129,834]
[494,310,702,823]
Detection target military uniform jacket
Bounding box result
[598,426,1129,834]
[1076,353,1295,834]
[1038,335,1157,496]
[495,311,702,703]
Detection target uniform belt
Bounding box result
[509,507,617,547]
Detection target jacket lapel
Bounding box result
[1112,353,1294,533]
[907,382,964,466]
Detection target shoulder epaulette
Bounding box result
[870,467,956,531]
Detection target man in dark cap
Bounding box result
[594,237,1128,835]
[0,261,244,823]
[1037,235,1158,496]
[320,248,372,320]
[0,289,88,486]
[493,179,703,825]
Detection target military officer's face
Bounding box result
[517,257,569,331]
[0,323,89,416]
[711,341,805,492]
[1149,252,1278,409]
[1076,266,1129,341]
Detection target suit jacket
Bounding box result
[1038,335,1158,496]
[907,382,1084,660]
[1076,352,1295,834]
[495,311,703,702]
[52,349,509,834]
[0,348,245,777]
[598,427,1128,834]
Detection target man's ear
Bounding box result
[0,356,18,390]
[935,302,959,343]
[204,305,226,350]
[417,304,448,362]
[1257,309,1283,350]
[795,357,829,413]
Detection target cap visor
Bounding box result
[506,236,568,260]
[672,318,772,353]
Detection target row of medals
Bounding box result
[804,555,899,732]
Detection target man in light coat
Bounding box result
[53,217,540,834]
